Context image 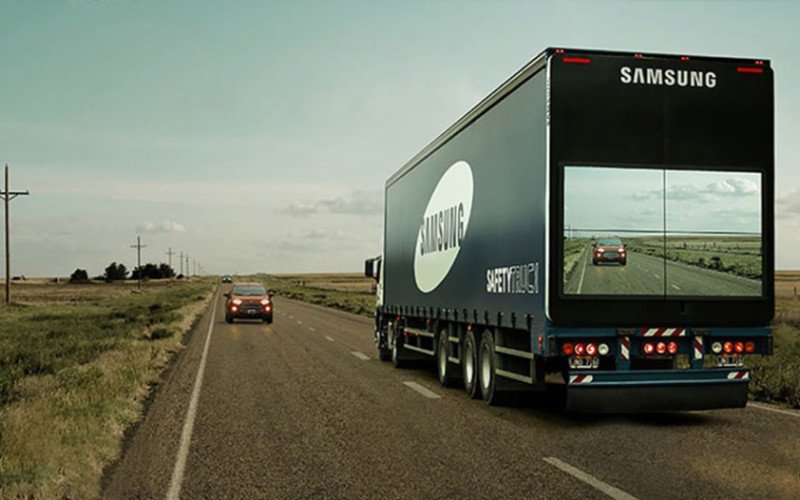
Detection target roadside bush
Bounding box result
[104,262,128,282]
[69,269,89,283]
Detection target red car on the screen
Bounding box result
[224,282,274,324]
[592,237,627,266]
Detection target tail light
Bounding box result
[574,343,586,356]
[231,306,238,312]
[656,342,667,355]
[734,341,744,354]
[586,343,597,356]
[643,342,655,355]
[562,343,574,356]
[598,343,609,355]
[711,342,723,354]
[265,305,272,312]
[667,341,678,355]
[745,341,755,353]
[723,341,734,354]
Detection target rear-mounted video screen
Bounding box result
[562,165,763,298]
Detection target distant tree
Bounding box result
[158,263,176,279]
[69,268,89,283]
[104,262,128,281]
[131,262,175,280]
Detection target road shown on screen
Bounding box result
[564,245,762,296]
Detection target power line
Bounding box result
[2,164,29,305]
[130,235,147,290]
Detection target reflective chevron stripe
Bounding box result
[641,327,686,337]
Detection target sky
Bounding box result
[1,0,799,276]
[565,167,762,235]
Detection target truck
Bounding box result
[365,47,774,412]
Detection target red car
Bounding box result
[224,282,274,323]
[592,237,627,266]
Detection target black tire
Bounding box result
[263,316,273,324]
[391,327,408,369]
[620,260,627,266]
[463,330,481,399]
[225,314,233,324]
[592,259,599,265]
[479,330,509,406]
[437,330,459,387]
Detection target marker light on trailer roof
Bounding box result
[738,67,764,74]
[563,57,590,64]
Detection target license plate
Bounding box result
[247,309,256,314]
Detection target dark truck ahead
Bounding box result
[366,48,773,412]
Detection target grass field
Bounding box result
[625,235,763,279]
[270,271,800,409]
[0,278,215,498]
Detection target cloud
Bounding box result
[776,188,800,220]
[630,177,761,203]
[136,220,187,233]
[282,190,382,217]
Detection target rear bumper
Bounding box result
[565,368,749,413]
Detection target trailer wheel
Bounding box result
[479,330,508,406]
[391,327,408,368]
[225,314,233,324]
[437,330,459,387]
[463,330,481,399]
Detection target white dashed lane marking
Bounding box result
[402,381,441,399]
[543,457,637,500]
[351,351,370,361]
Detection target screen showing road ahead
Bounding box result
[562,166,763,297]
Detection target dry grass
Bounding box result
[0,278,215,498]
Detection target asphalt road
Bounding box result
[104,287,800,499]
[565,248,762,296]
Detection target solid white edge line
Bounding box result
[748,401,800,418]
[402,381,441,399]
[166,289,219,500]
[351,351,370,361]
[577,245,589,294]
[543,457,637,500]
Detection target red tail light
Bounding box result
[745,341,755,353]
[574,343,586,356]
[738,67,763,74]
[734,341,745,354]
[562,343,574,356]
[723,341,734,354]
[586,343,597,356]
[656,342,667,355]
[667,342,678,355]
[643,342,655,355]
[563,57,591,64]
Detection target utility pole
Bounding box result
[2,164,29,305]
[130,236,147,290]
[166,247,175,279]
[185,254,190,278]
[179,251,184,276]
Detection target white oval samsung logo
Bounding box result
[414,160,474,293]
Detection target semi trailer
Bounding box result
[365,48,774,412]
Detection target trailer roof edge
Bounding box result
[385,47,771,188]
[385,48,550,188]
